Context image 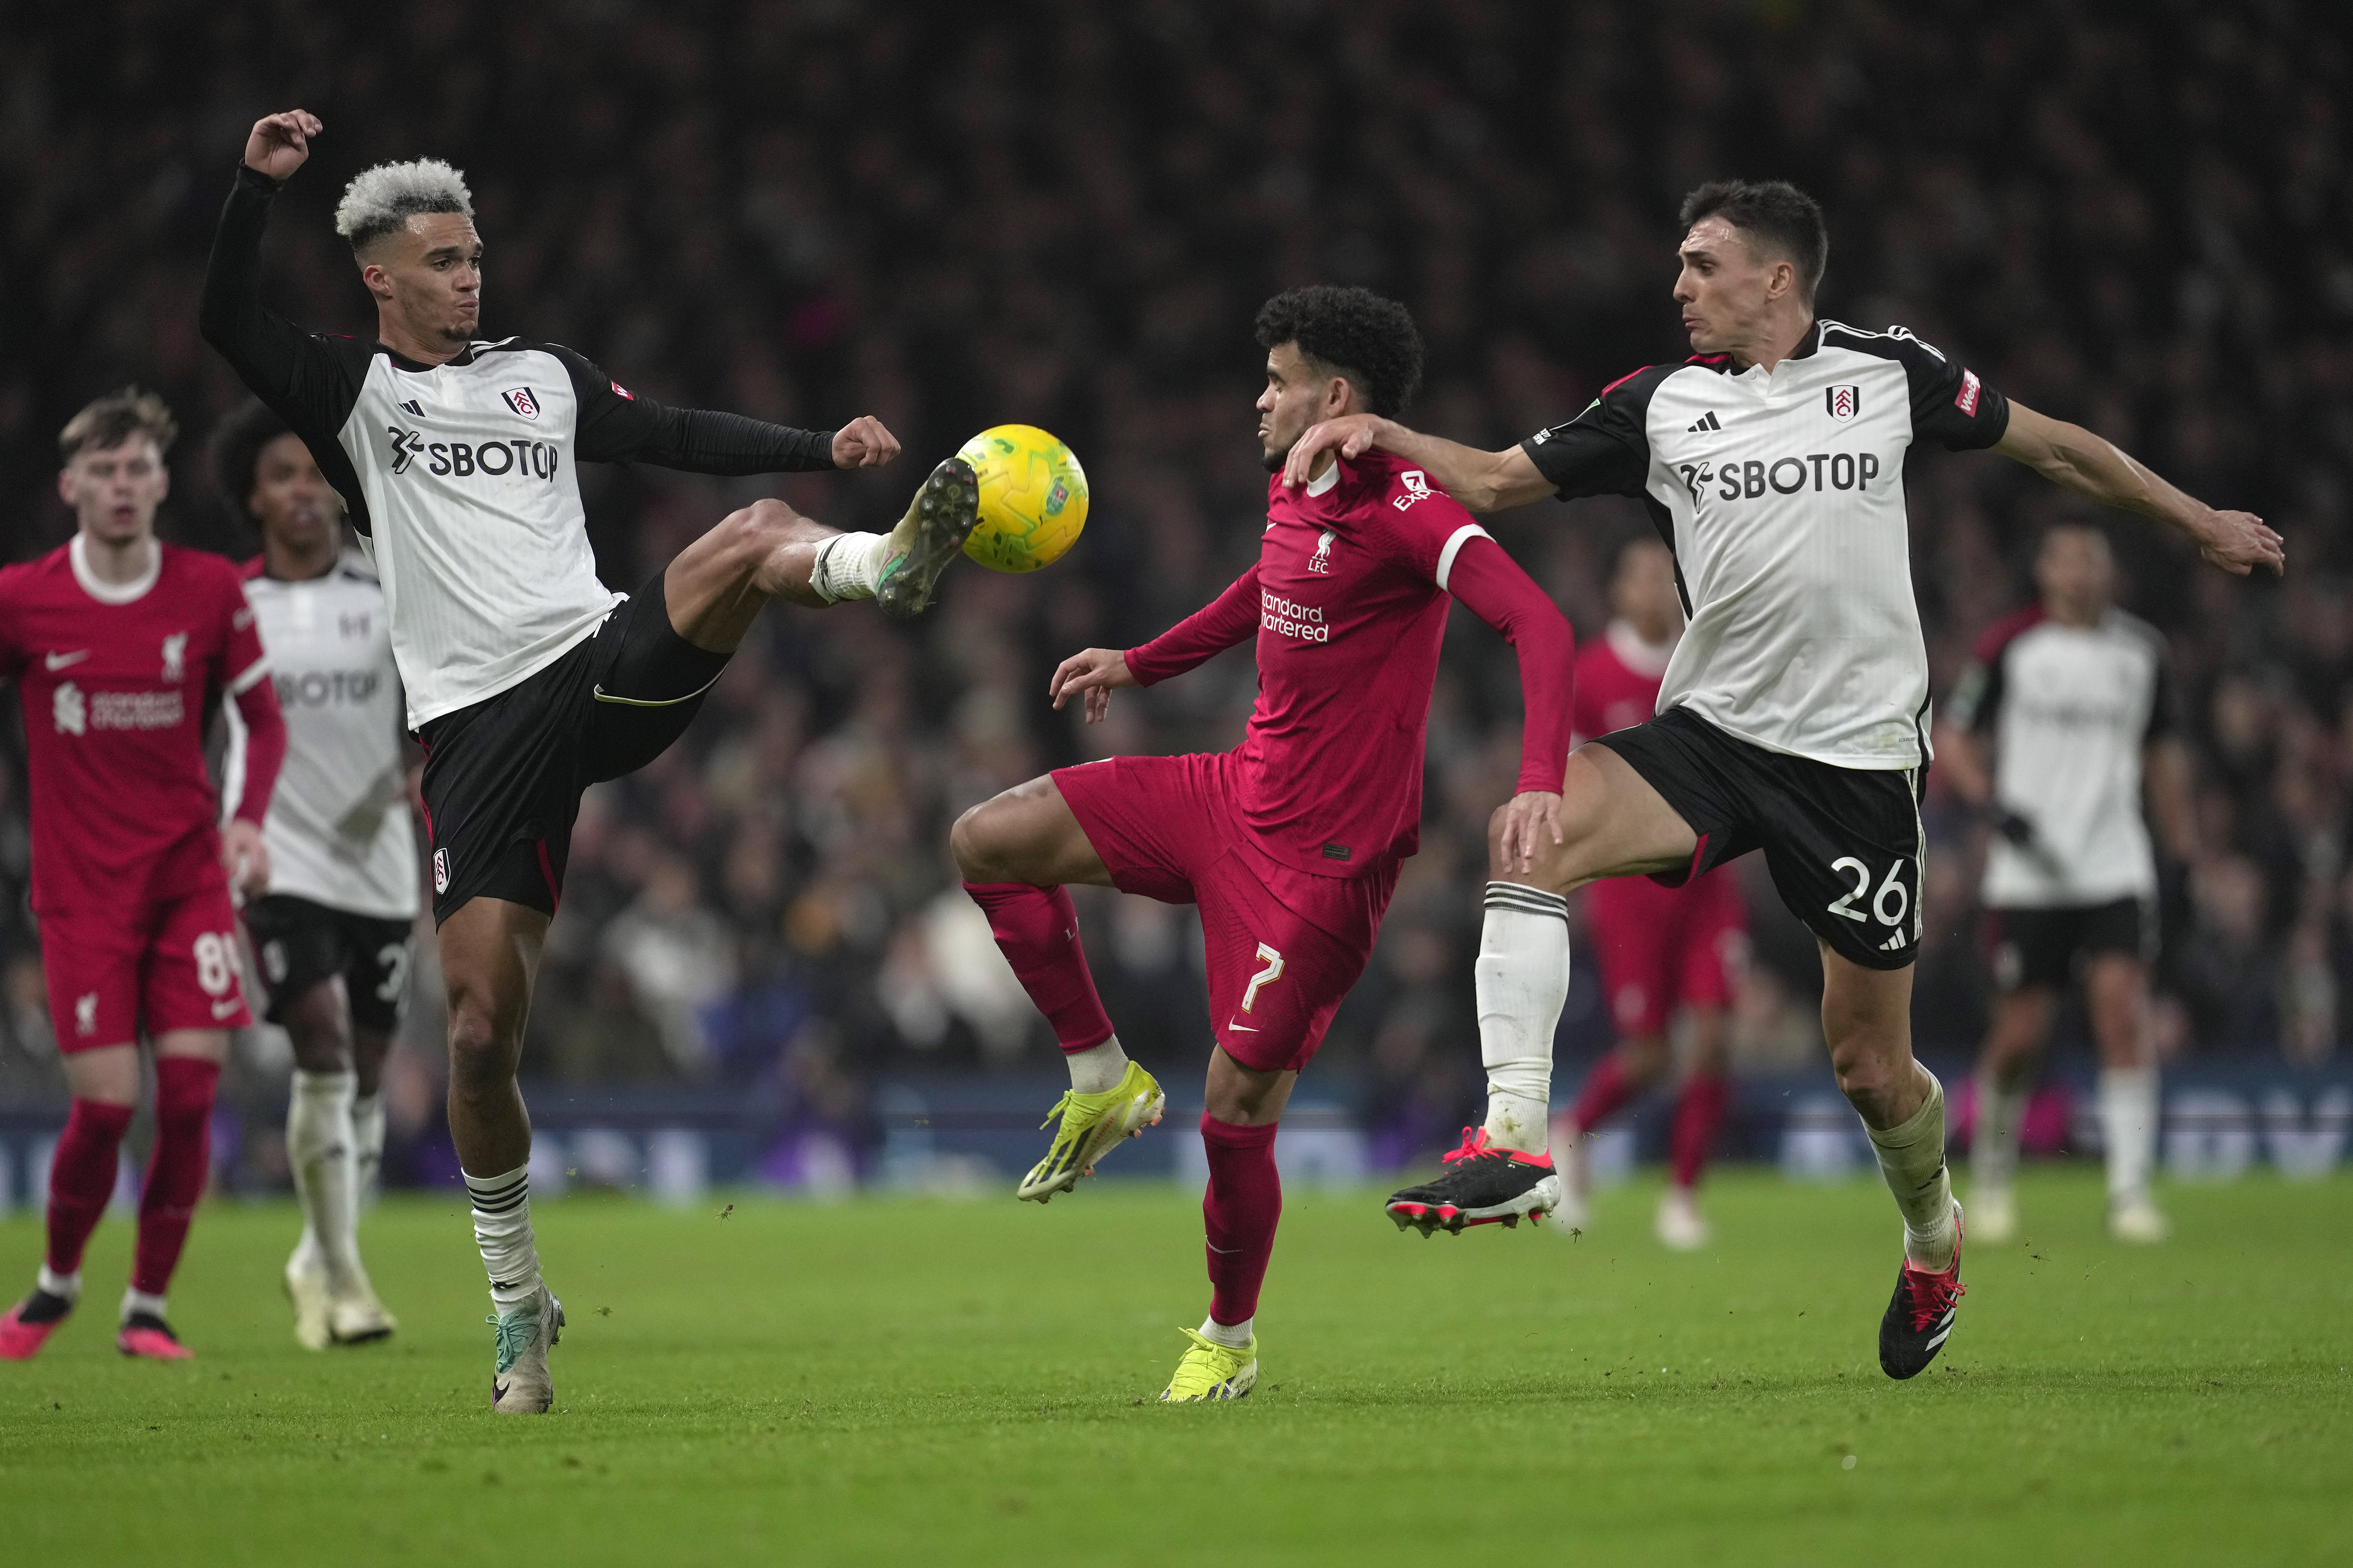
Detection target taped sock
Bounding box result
[1476,883,1570,1156]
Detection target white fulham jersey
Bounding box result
[227,553,419,920]
[1947,606,2170,908]
[202,166,839,728]
[1522,320,2011,769]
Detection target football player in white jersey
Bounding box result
[216,400,417,1347]
[1937,524,2196,1244]
[1286,178,2281,1379]
[203,110,982,1411]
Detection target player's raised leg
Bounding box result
[1968,984,2054,1244]
[1385,744,1694,1233]
[951,774,1163,1201]
[2087,952,2167,1241]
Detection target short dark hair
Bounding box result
[1679,180,1829,302]
[1253,285,1424,418]
[59,386,177,463]
[210,399,297,529]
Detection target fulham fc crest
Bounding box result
[1825,385,1861,422]
[433,847,451,894]
[501,387,541,420]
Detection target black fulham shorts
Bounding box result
[416,568,729,924]
[1984,898,2154,992]
[1596,706,1926,972]
[243,894,416,1034]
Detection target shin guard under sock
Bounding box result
[1200,1114,1281,1327]
[132,1058,220,1297]
[963,881,1115,1053]
[1476,884,1570,1155]
[45,1098,134,1277]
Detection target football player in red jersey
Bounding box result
[0,390,287,1362]
[1551,538,1746,1248]
[952,287,1575,1401]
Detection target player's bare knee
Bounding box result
[444,1000,510,1084]
[715,498,807,574]
[951,798,1014,882]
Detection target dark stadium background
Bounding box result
[0,2,2346,1195]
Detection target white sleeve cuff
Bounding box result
[228,656,272,695]
[1434,524,1493,592]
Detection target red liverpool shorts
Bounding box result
[39,882,253,1051]
[1054,752,1396,1073]
[1585,866,1746,1040]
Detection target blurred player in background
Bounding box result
[0,390,285,1362]
[952,287,1574,1401]
[1937,523,2194,1244]
[215,401,415,1346]
[1287,178,2281,1379]
[1552,538,1746,1249]
[204,109,975,1412]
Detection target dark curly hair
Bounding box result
[210,399,298,530]
[1679,179,1829,303]
[1253,285,1424,418]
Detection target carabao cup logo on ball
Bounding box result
[957,423,1090,573]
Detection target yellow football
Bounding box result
[957,424,1089,573]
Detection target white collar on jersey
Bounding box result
[1305,459,1342,497]
[1606,617,1677,678]
[70,533,161,605]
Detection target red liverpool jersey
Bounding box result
[1128,451,1571,878]
[1573,619,1678,745]
[0,537,270,911]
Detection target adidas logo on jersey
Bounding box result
[398,399,424,418]
[1686,411,1723,432]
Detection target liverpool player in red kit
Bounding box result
[1552,538,1745,1249]
[952,287,1574,1400]
[0,391,286,1361]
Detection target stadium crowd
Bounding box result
[0,2,2346,1186]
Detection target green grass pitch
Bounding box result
[1,1169,2346,1566]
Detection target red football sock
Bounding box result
[1200,1113,1281,1327]
[44,1098,134,1276]
[130,1058,219,1297]
[963,882,1115,1053]
[1670,1072,1729,1191]
[1571,1053,1637,1135]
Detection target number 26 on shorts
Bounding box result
[1825,856,1911,927]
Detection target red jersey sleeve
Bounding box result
[214,563,270,696]
[1443,539,1576,795]
[1125,564,1261,687]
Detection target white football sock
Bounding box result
[1476,883,1571,1157]
[121,1287,168,1322]
[1065,1035,1130,1095]
[288,1069,362,1291]
[465,1165,543,1313]
[2098,1065,2159,1202]
[36,1264,79,1302]
[1198,1314,1254,1348]
[350,1089,386,1210]
[1971,1068,2027,1195]
[809,532,890,603]
[1865,1068,1957,1272]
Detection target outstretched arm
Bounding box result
[200,112,334,401]
[1281,416,1556,513]
[1052,564,1262,722]
[1446,538,1577,873]
[556,346,894,474]
[1996,403,2284,576]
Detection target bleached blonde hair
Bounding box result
[334,158,474,254]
